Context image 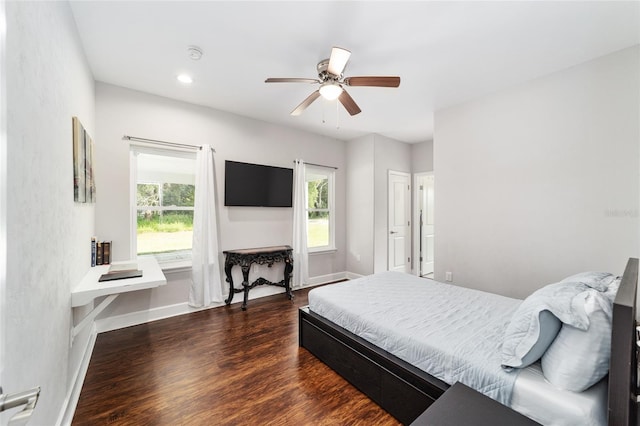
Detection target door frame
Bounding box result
[413,172,433,276]
[387,170,411,273]
[0,0,7,381]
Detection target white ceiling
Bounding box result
[69,1,640,143]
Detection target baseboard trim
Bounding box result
[56,323,97,426]
[95,299,226,334]
[304,271,349,286]
[95,271,354,334]
[345,271,364,280]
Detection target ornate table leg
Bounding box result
[224,258,234,305]
[284,255,294,300]
[241,265,251,310]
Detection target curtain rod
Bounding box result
[294,160,338,170]
[123,135,216,152]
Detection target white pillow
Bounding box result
[501,281,590,370]
[560,271,615,292]
[541,290,612,392]
[604,277,621,302]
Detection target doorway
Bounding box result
[413,173,434,277]
[0,0,6,388]
[387,171,411,273]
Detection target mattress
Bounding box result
[511,363,607,426]
[307,271,607,425]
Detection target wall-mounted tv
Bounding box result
[224,160,293,207]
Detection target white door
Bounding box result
[0,7,41,420]
[0,2,40,425]
[419,174,435,276]
[388,171,410,272]
[0,0,6,396]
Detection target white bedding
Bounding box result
[307,271,607,425]
[511,363,607,426]
[308,271,520,404]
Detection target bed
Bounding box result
[298,258,638,425]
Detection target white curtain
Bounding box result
[189,145,223,307]
[292,159,309,288]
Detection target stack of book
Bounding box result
[91,237,112,266]
[98,262,143,282]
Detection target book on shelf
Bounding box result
[98,269,143,282]
[108,262,138,273]
[96,241,103,265]
[92,239,113,266]
[103,241,111,264]
[91,237,96,267]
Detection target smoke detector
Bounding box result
[187,46,203,61]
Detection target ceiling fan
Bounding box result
[265,47,401,117]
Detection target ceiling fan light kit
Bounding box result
[265,46,400,117]
[319,82,343,100]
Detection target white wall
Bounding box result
[411,140,434,173]
[410,140,434,275]
[373,134,411,273]
[434,46,640,299]
[346,134,412,275]
[94,83,346,319]
[346,135,375,275]
[4,2,95,423]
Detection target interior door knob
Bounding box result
[0,386,40,426]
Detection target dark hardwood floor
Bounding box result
[73,286,400,425]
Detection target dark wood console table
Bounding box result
[223,245,294,310]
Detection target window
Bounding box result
[131,147,196,266]
[305,166,335,252]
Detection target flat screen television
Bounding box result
[224,160,293,207]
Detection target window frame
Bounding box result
[129,146,197,268]
[305,165,336,253]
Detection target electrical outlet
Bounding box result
[445,271,453,282]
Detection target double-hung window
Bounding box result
[130,146,196,266]
[305,165,335,252]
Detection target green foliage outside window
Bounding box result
[136,183,195,234]
[307,176,330,247]
[137,211,193,233]
[307,178,328,218]
[162,183,195,207]
[137,183,160,207]
[308,211,329,247]
[136,183,195,207]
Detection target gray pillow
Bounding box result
[604,277,621,302]
[541,290,612,391]
[501,281,590,369]
[560,271,615,292]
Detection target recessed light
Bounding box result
[177,74,193,84]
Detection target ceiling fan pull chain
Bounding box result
[322,99,326,124]
[336,99,340,129]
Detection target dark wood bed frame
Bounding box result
[299,258,639,425]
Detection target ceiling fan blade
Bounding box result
[344,76,401,87]
[338,89,361,116]
[265,78,319,84]
[291,90,321,116]
[327,47,351,76]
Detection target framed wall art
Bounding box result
[73,116,95,203]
